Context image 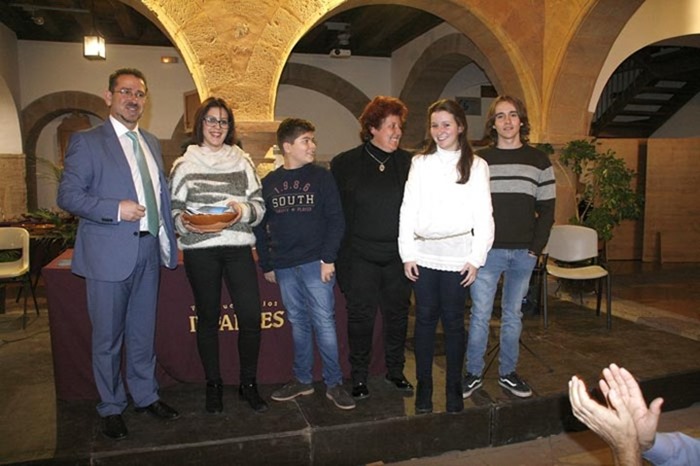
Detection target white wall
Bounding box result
[0,76,22,155]
[275,53,392,160]
[391,22,459,96]
[0,24,22,154]
[275,86,360,162]
[440,63,494,140]
[35,114,102,209]
[18,41,194,138]
[0,24,20,107]
[651,91,700,138]
[288,53,391,102]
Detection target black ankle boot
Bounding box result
[206,382,223,413]
[415,379,433,414]
[239,382,268,413]
[446,381,464,413]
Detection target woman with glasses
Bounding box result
[170,97,267,414]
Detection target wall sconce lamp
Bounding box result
[83,34,106,60]
[83,1,105,60]
[161,56,179,64]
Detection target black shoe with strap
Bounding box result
[206,381,223,413]
[239,382,269,413]
[352,382,370,400]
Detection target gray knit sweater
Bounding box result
[169,144,265,249]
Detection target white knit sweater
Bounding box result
[169,144,265,249]
[398,147,494,271]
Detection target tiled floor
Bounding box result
[0,260,698,465]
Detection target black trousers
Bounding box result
[183,246,262,385]
[342,253,412,384]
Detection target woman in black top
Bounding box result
[330,96,414,400]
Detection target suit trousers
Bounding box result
[183,246,262,385]
[85,234,161,417]
[343,253,412,384]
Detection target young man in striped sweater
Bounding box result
[463,95,556,399]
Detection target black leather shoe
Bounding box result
[101,414,127,440]
[206,382,223,413]
[239,383,268,413]
[351,382,370,400]
[135,400,180,420]
[384,374,415,395]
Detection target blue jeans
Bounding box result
[466,249,537,376]
[413,266,467,387]
[275,261,343,387]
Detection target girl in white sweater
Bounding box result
[399,99,494,414]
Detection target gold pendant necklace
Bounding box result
[365,145,391,172]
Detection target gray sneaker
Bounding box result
[271,381,314,401]
[326,385,356,410]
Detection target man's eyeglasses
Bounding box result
[114,88,147,100]
[203,116,230,128]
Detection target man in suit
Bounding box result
[58,68,179,440]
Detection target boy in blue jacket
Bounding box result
[254,118,355,410]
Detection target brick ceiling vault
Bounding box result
[141,0,344,122]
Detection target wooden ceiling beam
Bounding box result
[107,0,139,40]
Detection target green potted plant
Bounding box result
[26,155,77,249]
[22,208,77,249]
[558,139,643,243]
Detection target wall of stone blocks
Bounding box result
[0,153,27,220]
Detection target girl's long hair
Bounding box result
[421,99,473,184]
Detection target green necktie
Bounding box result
[126,131,159,236]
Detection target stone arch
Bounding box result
[279,63,370,118]
[398,33,508,148]
[138,0,349,121]
[140,0,535,127]
[544,0,645,143]
[21,91,108,210]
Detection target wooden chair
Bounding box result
[542,225,611,329]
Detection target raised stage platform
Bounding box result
[10,296,697,466]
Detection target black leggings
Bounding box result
[343,254,412,383]
[183,246,262,385]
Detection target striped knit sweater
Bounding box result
[478,145,556,254]
[169,143,265,250]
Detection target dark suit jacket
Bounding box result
[57,119,177,282]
